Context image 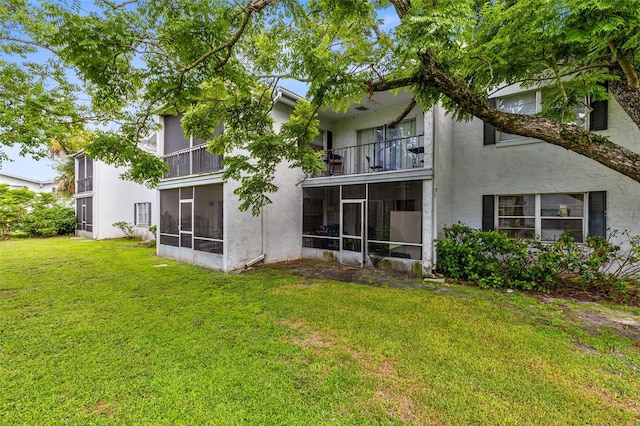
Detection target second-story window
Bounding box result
[495,91,589,143]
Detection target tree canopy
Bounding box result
[1,0,639,212]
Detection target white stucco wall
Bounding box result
[91,161,158,240]
[432,104,454,241]
[448,95,640,243]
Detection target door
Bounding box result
[341,201,365,267]
[179,200,193,248]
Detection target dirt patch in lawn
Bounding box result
[258,259,438,289]
[537,296,640,344]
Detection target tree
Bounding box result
[1,0,639,213]
[0,184,34,239]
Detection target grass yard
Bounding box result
[1,238,639,425]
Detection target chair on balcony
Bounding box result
[366,156,383,172]
[324,151,343,176]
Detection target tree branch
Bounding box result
[388,98,416,128]
[609,62,640,132]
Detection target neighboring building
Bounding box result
[0,172,56,193]
[74,141,158,240]
[444,86,640,250]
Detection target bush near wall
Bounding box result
[436,224,640,305]
[20,205,76,238]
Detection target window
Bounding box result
[302,182,423,259]
[368,181,423,260]
[486,91,595,145]
[302,186,340,251]
[76,197,93,232]
[135,202,151,226]
[495,193,586,242]
[497,92,538,142]
[76,155,93,193]
[193,184,224,254]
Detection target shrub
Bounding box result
[20,205,76,238]
[112,221,135,238]
[436,224,640,303]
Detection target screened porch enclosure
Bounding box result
[302,182,424,263]
[159,184,224,254]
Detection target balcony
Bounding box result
[76,177,93,193]
[163,145,223,179]
[319,134,425,177]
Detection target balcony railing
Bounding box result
[76,177,93,193]
[163,145,223,179]
[319,134,425,177]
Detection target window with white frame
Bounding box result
[135,202,151,226]
[497,193,585,242]
[497,92,539,142]
[496,91,588,142]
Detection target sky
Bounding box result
[0,146,58,181]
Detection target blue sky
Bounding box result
[0,146,57,181]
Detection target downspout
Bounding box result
[431,104,439,272]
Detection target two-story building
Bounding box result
[81,84,640,274]
[74,138,158,240]
[157,88,309,271]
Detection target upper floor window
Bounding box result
[486,90,602,145]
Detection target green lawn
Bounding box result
[1,238,639,425]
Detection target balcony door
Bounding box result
[357,119,416,171]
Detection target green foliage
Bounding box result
[436,224,640,304]
[0,184,35,239]
[112,221,135,238]
[2,0,640,213]
[0,185,74,238]
[20,205,76,238]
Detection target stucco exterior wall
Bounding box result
[448,95,640,243]
[432,104,454,241]
[91,161,157,240]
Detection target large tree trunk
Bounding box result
[374,50,640,184]
[379,0,640,185]
[610,62,640,132]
